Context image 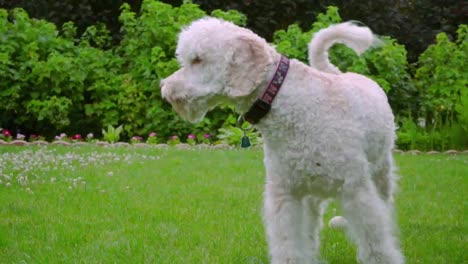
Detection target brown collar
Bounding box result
[242,55,290,124]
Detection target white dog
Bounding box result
[161,17,404,264]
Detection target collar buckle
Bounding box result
[243,99,271,124]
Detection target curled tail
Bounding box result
[308,22,381,74]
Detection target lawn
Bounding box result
[0,146,466,263]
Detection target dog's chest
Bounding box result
[287,155,344,197]
[264,144,344,198]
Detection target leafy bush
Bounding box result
[414,25,468,128]
[396,24,468,151]
[0,8,119,138]
[217,126,263,147]
[396,117,428,151]
[102,124,123,143]
[0,2,465,150]
[216,114,262,147]
[396,116,468,151]
[0,1,246,140]
[455,88,468,133]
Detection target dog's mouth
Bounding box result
[161,82,215,123]
[169,98,207,123]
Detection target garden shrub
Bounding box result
[414,25,468,129]
[397,24,468,151]
[0,8,118,138]
[0,1,245,141]
[0,2,466,149]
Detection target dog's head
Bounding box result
[161,17,275,123]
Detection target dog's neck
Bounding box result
[234,52,283,115]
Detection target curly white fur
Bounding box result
[161,17,404,264]
[308,22,382,74]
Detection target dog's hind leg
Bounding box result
[339,164,404,264]
[372,153,398,204]
[302,196,328,263]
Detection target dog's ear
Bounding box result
[224,36,271,98]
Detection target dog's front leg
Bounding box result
[264,183,309,264]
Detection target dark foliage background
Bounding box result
[1,0,466,61]
[0,0,142,45]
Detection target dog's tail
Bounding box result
[308,22,381,74]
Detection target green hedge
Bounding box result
[398,25,468,150]
[0,1,466,150]
[0,1,244,141]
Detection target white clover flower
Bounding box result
[87,133,94,139]
[26,188,33,194]
[107,171,114,177]
[6,182,11,188]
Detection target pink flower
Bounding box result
[149,132,157,137]
[171,135,179,140]
[131,136,143,142]
[72,134,82,140]
[3,129,11,137]
[203,134,211,139]
[188,134,196,140]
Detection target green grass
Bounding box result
[0,146,466,263]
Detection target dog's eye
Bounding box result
[191,56,202,65]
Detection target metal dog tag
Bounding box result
[238,115,252,148]
[241,134,251,148]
